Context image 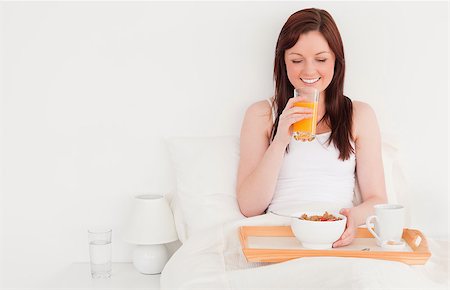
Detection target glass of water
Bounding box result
[88,228,112,278]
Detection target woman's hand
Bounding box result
[332,208,356,248]
[273,96,313,146]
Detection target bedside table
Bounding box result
[45,262,160,289]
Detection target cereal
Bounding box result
[299,211,343,221]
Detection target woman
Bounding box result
[236,8,387,247]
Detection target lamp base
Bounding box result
[132,244,169,274]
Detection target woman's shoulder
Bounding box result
[352,100,373,111]
[242,98,275,138]
[352,100,377,120]
[245,98,274,120]
[351,100,379,139]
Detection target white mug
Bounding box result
[365,204,404,246]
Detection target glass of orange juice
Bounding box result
[292,87,319,141]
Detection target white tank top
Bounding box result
[266,99,356,213]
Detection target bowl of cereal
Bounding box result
[290,211,347,249]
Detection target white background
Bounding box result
[0,1,448,288]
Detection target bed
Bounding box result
[160,135,449,290]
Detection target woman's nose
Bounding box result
[302,60,317,75]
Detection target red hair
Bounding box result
[272,8,353,160]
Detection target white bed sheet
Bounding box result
[161,213,449,290]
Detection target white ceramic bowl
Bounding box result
[290,211,347,249]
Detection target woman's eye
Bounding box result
[292,60,303,64]
[317,59,327,62]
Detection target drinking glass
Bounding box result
[88,228,112,278]
[292,87,319,141]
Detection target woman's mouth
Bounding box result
[301,77,321,84]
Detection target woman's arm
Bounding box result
[237,97,312,217]
[236,101,285,217]
[333,101,388,247]
[351,101,388,224]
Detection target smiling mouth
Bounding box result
[301,77,321,84]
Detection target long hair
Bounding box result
[272,8,353,160]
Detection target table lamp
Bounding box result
[124,194,178,274]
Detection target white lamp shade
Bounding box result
[124,194,178,245]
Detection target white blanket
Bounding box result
[161,214,449,290]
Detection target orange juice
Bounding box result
[292,101,318,141]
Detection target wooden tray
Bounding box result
[239,226,431,265]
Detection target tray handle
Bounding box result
[403,228,429,252]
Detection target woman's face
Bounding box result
[284,31,336,94]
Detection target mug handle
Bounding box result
[365,215,382,242]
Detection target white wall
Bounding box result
[0,1,448,287]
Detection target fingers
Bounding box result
[341,208,354,228]
[333,227,355,248]
[284,106,314,115]
[333,208,355,248]
[280,110,313,120]
[285,96,309,109]
[280,113,312,124]
[279,106,313,122]
[333,236,353,247]
[340,208,351,216]
[274,96,314,144]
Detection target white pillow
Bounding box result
[167,134,410,242]
[381,136,411,226]
[166,136,245,242]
